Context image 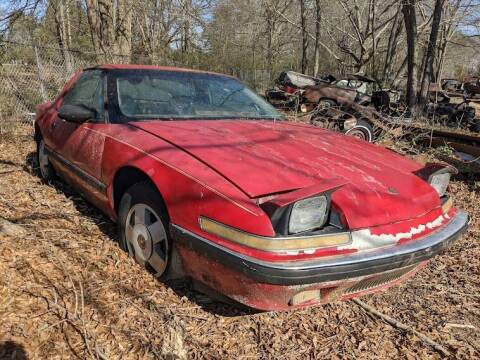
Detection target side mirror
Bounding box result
[58,104,96,123]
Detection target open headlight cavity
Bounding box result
[289,195,328,234]
[414,164,455,198]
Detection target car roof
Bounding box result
[86,64,235,78]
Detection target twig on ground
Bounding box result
[444,323,477,330]
[353,299,452,357]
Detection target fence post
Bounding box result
[34,45,48,102]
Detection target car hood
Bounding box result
[131,120,440,229]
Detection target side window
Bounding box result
[62,70,104,120]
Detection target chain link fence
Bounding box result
[0,40,270,130]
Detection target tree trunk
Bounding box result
[115,0,132,61]
[435,27,448,82]
[299,0,308,74]
[53,0,72,71]
[419,0,444,102]
[85,0,132,62]
[313,0,321,76]
[402,0,418,110]
[265,7,274,81]
[381,4,402,87]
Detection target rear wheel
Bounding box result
[118,181,171,278]
[345,119,374,142]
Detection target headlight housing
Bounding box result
[414,164,455,198]
[289,195,329,234]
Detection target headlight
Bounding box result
[300,104,308,113]
[289,195,328,234]
[429,171,450,197]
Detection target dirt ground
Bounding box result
[0,130,479,359]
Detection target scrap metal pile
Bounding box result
[265,71,480,144]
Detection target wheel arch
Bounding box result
[318,97,337,104]
[112,166,168,216]
[34,123,42,142]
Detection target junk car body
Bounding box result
[265,71,333,109]
[35,65,468,311]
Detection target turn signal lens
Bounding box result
[199,217,350,252]
[441,197,453,214]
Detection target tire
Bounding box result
[345,119,374,142]
[318,99,336,109]
[118,181,172,279]
[36,138,56,181]
[470,122,480,133]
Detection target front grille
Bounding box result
[343,265,417,296]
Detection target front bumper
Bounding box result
[172,210,468,286]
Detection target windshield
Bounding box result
[113,70,283,121]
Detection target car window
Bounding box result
[62,70,104,120]
[112,70,282,122]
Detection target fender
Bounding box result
[99,126,276,237]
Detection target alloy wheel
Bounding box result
[125,203,169,276]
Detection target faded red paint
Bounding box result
[34,65,464,311]
[177,244,427,311]
[131,120,440,229]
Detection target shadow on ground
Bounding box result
[24,151,255,317]
[0,341,28,360]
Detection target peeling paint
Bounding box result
[341,214,447,251]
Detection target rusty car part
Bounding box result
[425,97,478,132]
[302,73,379,108]
[307,101,403,143]
[441,78,463,93]
[265,71,332,109]
[309,106,375,142]
[403,124,480,163]
[463,76,480,98]
[302,85,358,107]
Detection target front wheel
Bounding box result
[36,138,56,181]
[345,119,374,142]
[118,181,172,278]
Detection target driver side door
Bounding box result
[47,70,109,204]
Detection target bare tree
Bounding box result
[435,0,473,81]
[85,0,133,61]
[419,0,445,102]
[380,3,403,86]
[313,0,321,76]
[299,0,308,73]
[402,0,418,109]
[51,0,72,70]
[334,0,398,72]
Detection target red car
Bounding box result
[35,65,468,311]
